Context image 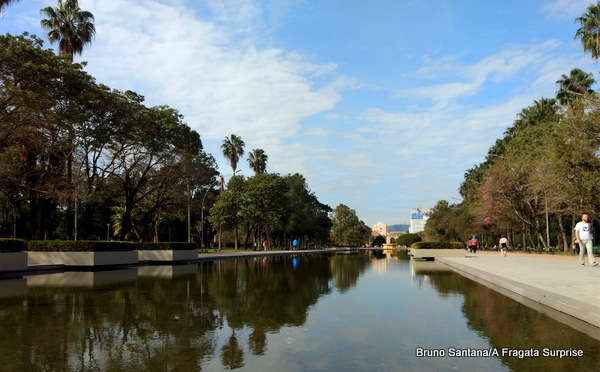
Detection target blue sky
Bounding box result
[1,0,597,227]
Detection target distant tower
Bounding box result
[409,208,430,233]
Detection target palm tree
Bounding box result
[513,98,558,129]
[221,134,245,173]
[556,68,596,113]
[40,0,95,240]
[40,0,96,63]
[247,149,268,175]
[0,0,20,12]
[575,1,600,60]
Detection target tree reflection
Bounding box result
[424,272,600,371]
[221,330,244,369]
[0,253,372,371]
[248,328,267,355]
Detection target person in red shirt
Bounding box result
[467,235,478,253]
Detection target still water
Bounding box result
[0,251,598,371]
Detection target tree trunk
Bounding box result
[234,226,239,250]
[557,215,569,252]
[66,150,73,240]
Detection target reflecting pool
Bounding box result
[0,251,598,371]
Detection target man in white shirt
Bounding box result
[574,213,598,266]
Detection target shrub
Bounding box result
[25,241,199,252]
[134,242,198,251]
[411,241,463,249]
[27,241,137,252]
[0,239,27,252]
[396,233,421,247]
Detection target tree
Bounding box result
[284,173,331,248]
[247,148,268,175]
[241,173,289,248]
[0,33,218,241]
[40,0,96,238]
[556,68,596,115]
[208,175,246,250]
[575,1,600,60]
[0,33,93,239]
[396,233,421,247]
[221,134,245,173]
[0,0,19,12]
[40,0,96,63]
[330,204,370,246]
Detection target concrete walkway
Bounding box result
[196,248,339,261]
[437,251,600,339]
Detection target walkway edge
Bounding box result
[438,257,600,335]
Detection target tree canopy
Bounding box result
[0,33,217,241]
[429,67,599,250]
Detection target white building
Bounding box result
[409,207,430,233]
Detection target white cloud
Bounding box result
[543,0,593,19]
[7,0,594,225]
[395,40,563,105]
[74,0,345,180]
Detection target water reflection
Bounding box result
[413,260,600,372]
[0,251,597,371]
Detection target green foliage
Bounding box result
[411,241,463,249]
[248,148,268,175]
[0,33,217,242]
[209,173,331,249]
[40,0,96,63]
[396,233,422,247]
[25,241,197,252]
[444,64,600,251]
[330,204,370,246]
[132,242,198,251]
[575,1,600,61]
[221,134,245,173]
[27,241,137,252]
[284,173,332,246]
[0,239,27,252]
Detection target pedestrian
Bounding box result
[467,235,478,253]
[499,235,508,257]
[574,213,598,266]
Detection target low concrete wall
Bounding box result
[137,249,198,263]
[0,252,27,272]
[409,248,465,259]
[28,251,138,267]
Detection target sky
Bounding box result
[1,0,597,227]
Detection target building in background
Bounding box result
[387,231,405,244]
[409,207,430,233]
[372,221,387,236]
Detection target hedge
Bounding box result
[0,239,27,252]
[410,241,463,249]
[26,241,198,252]
[132,242,198,251]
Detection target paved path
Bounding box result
[437,251,600,339]
[196,248,338,261]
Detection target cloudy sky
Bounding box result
[1,0,597,227]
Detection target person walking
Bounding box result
[499,235,508,257]
[574,213,598,266]
[467,235,478,253]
